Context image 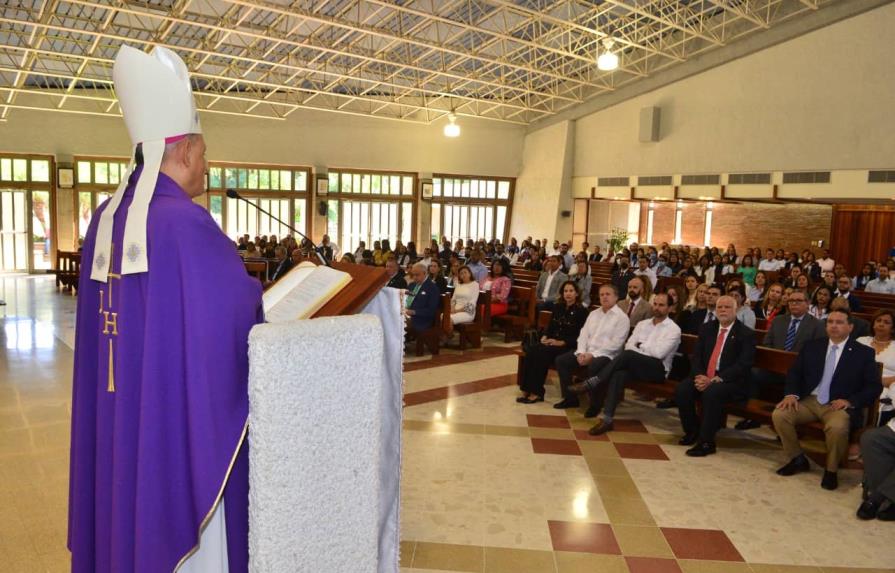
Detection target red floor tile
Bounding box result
[527,414,572,428]
[614,443,669,461]
[612,419,649,433]
[625,557,683,573]
[548,520,621,554]
[574,429,610,441]
[531,438,582,456]
[661,528,744,561]
[403,375,516,407]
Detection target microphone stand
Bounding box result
[226,188,330,267]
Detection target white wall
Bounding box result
[573,2,895,177]
[510,120,575,243]
[0,105,524,176]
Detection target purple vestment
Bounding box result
[68,168,262,572]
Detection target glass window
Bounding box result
[403,176,413,196]
[280,170,292,191]
[431,175,513,243]
[328,173,339,193]
[259,169,270,190]
[95,162,108,184]
[270,169,279,190]
[238,169,248,189]
[0,158,11,181]
[433,179,441,197]
[31,160,50,182]
[341,173,352,193]
[209,195,223,228]
[209,167,222,188]
[109,164,119,185]
[77,161,91,184]
[498,181,510,200]
[12,158,28,181]
[248,169,258,189]
[225,168,237,189]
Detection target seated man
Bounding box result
[736,289,826,430]
[772,309,881,490]
[680,285,721,335]
[864,265,895,294]
[553,284,631,412]
[385,256,407,289]
[568,293,681,435]
[675,295,756,456]
[633,256,658,289]
[535,255,568,312]
[618,275,652,327]
[829,296,870,338]
[834,274,863,311]
[857,419,895,521]
[405,262,442,334]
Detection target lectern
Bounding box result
[246,262,402,573]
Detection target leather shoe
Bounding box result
[878,503,895,521]
[584,405,600,418]
[587,419,614,436]
[553,398,580,409]
[686,442,716,457]
[734,419,760,430]
[678,433,698,446]
[856,499,882,520]
[656,398,677,409]
[776,454,810,476]
[821,470,838,491]
[519,396,544,404]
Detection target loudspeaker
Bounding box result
[318,201,328,216]
[639,106,661,142]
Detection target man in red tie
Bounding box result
[674,295,756,456]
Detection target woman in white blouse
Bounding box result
[857,309,895,429]
[446,265,479,337]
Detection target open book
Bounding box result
[262,261,353,323]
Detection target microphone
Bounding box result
[225,188,330,267]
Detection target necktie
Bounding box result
[784,318,801,351]
[627,300,635,316]
[704,311,714,323]
[706,327,728,378]
[816,344,839,404]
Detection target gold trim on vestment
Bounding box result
[173,419,249,572]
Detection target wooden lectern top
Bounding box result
[311,261,389,318]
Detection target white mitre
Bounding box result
[90,44,202,282]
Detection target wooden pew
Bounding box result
[492,286,536,342]
[244,260,268,283]
[454,291,492,350]
[55,251,81,293]
[411,294,452,357]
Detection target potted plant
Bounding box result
[607,227,630,254]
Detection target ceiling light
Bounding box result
[443,113,460,138]
[597,39,619,71]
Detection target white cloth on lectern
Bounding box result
[178,499,228,573]
[248,314,390,572]
[360,287,404,573]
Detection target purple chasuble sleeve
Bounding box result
[68,170,262,573]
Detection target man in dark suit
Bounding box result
[834,274,863,311]
[385,257,407,289]
[829,296,870,338]
[675,295,756,456]
[734,289,825,431]
[680,285,721,335]
[772,309,882,490]
[405,262,442,333]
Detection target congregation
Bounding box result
[254,232,895,523]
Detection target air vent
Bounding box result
[681,174,720,185]
[869,171,895,183]
[638,176,673,186]
[597,176,630,187]
[782,171,830,184]
[728,173,771,185]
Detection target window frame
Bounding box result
[325,168,418,255]
[207,161,312,240]
[430,173,515,244]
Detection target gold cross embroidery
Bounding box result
[98,244,122,392]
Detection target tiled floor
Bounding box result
[1,275,894,572]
